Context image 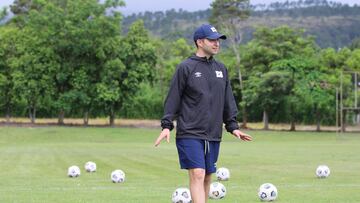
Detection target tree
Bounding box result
[210,0,251,128]
[271,57,332,131]
[116,20,157,124]
[11,27,58,123]
[0,26,22,122]
[17,0,126,125]
[95,20,156,126]
[300,70,337,131]
[95,58,124,126]
[241,26,318,130]
[243,71,292,130]
[51,0,125,125]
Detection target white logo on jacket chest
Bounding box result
[215,71,223,78]
[195,72,202,77]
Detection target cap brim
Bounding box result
[207,33,227,40]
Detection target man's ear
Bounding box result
[196,39,203,47]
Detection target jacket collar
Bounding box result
[189,54,214,62]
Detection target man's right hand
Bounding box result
[154,128,170,147]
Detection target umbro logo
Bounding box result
[215,71,223,78]
[195,72,202,77]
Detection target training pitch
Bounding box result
[0,127,359,202]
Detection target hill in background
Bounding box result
[123,0,360,49]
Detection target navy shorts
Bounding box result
[176,138,220,174]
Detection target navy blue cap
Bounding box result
[193,24,227,41]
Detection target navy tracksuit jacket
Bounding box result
[161,55,240,141]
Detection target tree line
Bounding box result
[0,0,156,126]
[0,0,359,130]
[122,0,360,49]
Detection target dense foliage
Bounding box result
[0,0,157,125]
[0,0,359,130]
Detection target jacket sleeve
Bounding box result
[223,68,240,133]
[161,64,187,131]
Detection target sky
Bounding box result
[0,0,358,15]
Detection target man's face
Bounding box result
[198,38,220,56]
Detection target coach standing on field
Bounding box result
[154,24,252,203]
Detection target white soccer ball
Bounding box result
[84,161,96,172]
[216,167,230,181]
[171,187,192,203]
[68,165,81,177]
[111,169,125,183]
[258,183,278,201]
[209,182,226,199]
[316,165,330,178]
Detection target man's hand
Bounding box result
[232,129,252,141]
[154,128,170,147]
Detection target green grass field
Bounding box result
[0,127,359,203]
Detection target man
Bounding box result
[154,24,252,203]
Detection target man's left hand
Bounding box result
[232,129,252,141]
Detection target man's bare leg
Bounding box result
[189,168,206,203]
[204,173,212,203]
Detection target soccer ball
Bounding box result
[209,182,226,199]
[258,183,278,201]
[84,161,96,172]
[171,187,192,203]
[216,167,230,181]
[111,169,125,183]
[316,165,330,178]
[68,165,81,177]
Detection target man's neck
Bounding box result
[196,50,212,59]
